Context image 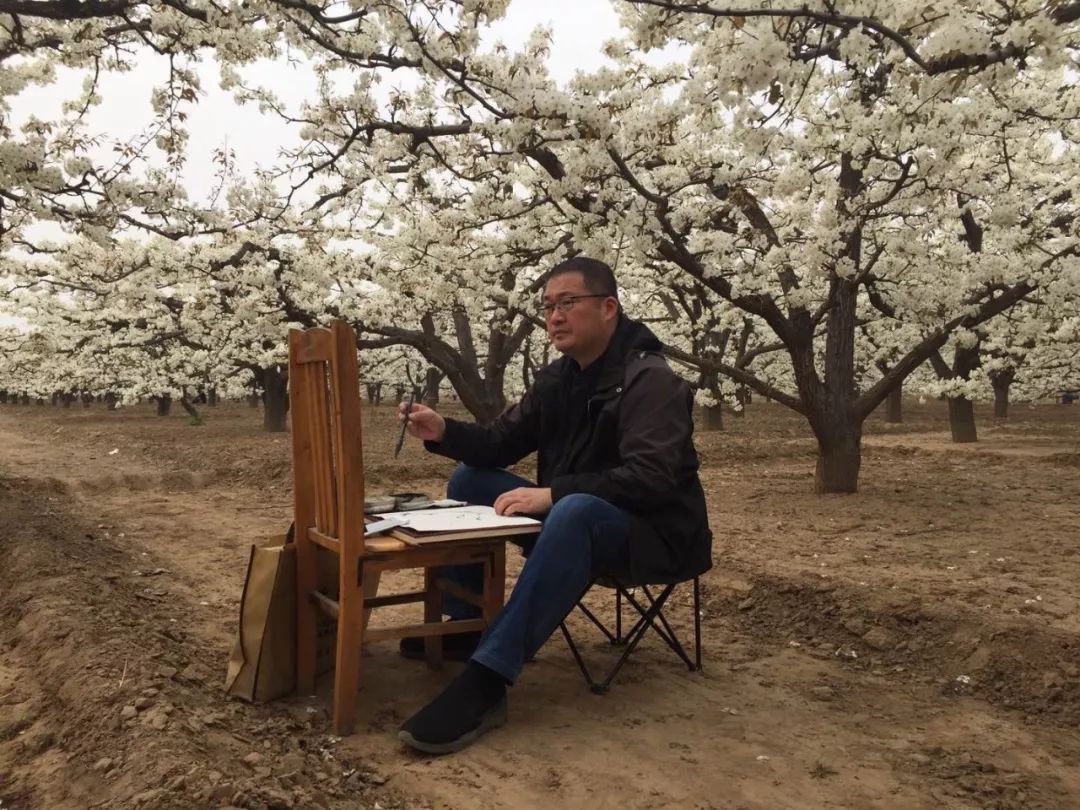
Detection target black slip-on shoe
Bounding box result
[398,696,507,755]
[399,628,482,662]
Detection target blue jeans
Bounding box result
[441,465,632,684]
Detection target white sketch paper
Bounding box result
[379,504,541,533]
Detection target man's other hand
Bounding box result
[399,401,446,443]
[493,487,552,517]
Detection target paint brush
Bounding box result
[394,392,414,459]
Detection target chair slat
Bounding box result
[331,321,365,558]
[309,589,339,619]
[294,326,333,364]
[435,577,487,609]
[307,527,340,553]
[364,589,426,609]
[364,618,487,643]
[288,339,321,695]
[308,367,336,534]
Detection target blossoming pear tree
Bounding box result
[4,0,1079,494]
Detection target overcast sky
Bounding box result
[13,0,624,207]
[0,1,626,327]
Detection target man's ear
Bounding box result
[603,298,620,321]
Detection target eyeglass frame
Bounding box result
[539,293,613,317]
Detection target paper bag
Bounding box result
[225,535,381,702]
[225,537,297,702]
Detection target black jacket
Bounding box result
[426,315,712,584]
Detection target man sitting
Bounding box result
[396,256,712,754]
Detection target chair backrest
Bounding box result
[288,320,366,557]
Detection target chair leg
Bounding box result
[615,586,623,644]
[577,598,619,645]
[332,561,364,736]
[693,577,702,671]
[423,568,443,669]
[591,584,676,693]
[296,531,319,695]
[563,579,704,692]
[643,585,694,670]
[560,620,598,689]
[483,545,507,623]
[362,569,381,632]
[620,585,695,671]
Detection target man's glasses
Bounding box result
[539,294,609,317]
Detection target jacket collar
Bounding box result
[590,313,663,395]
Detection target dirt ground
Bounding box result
[2,396,1080,809]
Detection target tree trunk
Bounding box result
[21,394,30,405]
[105,392,118,411]
[885,384,903,423]
[812,268,861,493]
[422,367,443,409]
[261,366,289,433]
[365,382,383,406]
[180,396,201,420]
[948,397,978,442]
[207,387,218,407]
[0,391,6,404]
[156,395,172,417]
[993,383,1009,419]
[814,426,862,494]
[734,385,749,417]
[62,393,73,408]
[991,369,1014,419]
[701,404,724,431]
[393,383,406,404]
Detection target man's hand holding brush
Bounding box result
[398,401,446,444]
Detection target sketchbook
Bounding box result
[373,505,542,544]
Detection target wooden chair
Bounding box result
[288,320,512,735]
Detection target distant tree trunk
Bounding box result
[949,345,980,443]
[393,383,406,404]
[0,390,7,404]
[51,391,60,406]
[697,371,724,432]
[36,398,44,406]
[261,365,289,432]
[931,344,981,444]
[179,396,200,420]
[702,404,724,431]
[886,384,903,423]
[248,380,260,408]
[948,397,978,442]
[20,394,30,405]
[364,382,383,406]
[104,392,118,411]
[62,393,74,408]
[422,367,443,409]
[156,395,172,417]
[207,387,218,407]
[733,385,748,418]
[991,369,1014,419]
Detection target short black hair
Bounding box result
[548,256,618,298]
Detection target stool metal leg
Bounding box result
[693,576,702,671]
